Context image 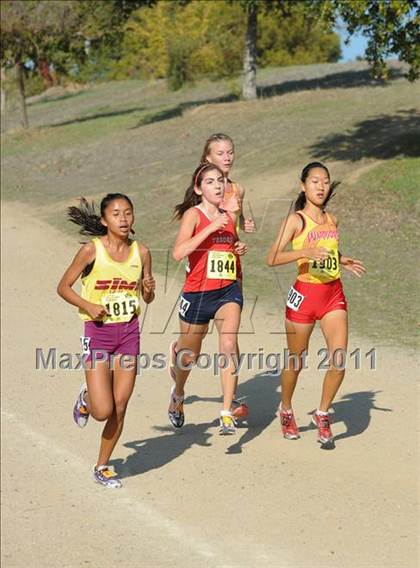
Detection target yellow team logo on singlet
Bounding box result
[79,238,142,324]
[292,212,341,284]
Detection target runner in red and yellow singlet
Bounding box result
[267,162,365,446]
[198,133,255,418]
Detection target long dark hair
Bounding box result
[67,193,134,236]
[173,164,224,220]
[294,162,341,211]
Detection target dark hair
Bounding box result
[173,164,224,220]
[67,193,134,236]
[200,133,234,164]
[294,162,341,211]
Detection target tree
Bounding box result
[0,0,84,128]
[323,0,420,81]
[117,1,339,89]
[74,0,155,81]
[237,0,304,100]
[242,0,258,99]
[239,0,419,100]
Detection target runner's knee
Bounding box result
[90,404,113,421]
[219,336,236,356]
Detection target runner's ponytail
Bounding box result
[294,162,340,211]
[173,164,224,220]
[68,194,135,236]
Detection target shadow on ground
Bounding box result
[258,67,404,98]
[111,386,391,477]
[309,109,420,161]
[299,390,392,444]
[33,67,408,131]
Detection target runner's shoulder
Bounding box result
[287,212,305,229]
[183,207,200,220]
[79,241,96,261]
[137,242,150,257]
[233,181,245,198]
[327,211,338,225]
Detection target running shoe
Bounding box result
[232,399,249,420]
[279,409,300,440]
[73,383,89,428]
[168,340,178,382]
[312,411,334,445]
[93,465,122,488]
[219,412,236,435]
[168,385,184,428]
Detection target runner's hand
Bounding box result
[211,213,229,232]
[304,247,329,261]
[142,275,156,293]
[234,241,248,256]
[340,256,366,277]
[86,303,108,320]
[244,218,256,233]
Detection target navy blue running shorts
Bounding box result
[179,282,243,325]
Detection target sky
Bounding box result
[337,26,368,62]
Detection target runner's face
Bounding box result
[101,199,134,237]
[196,170,225,206]
[302,168,331,207]
[206,141,234,176]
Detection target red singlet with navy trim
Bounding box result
[183,206,239,292]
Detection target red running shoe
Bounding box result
[279,409,300,440]
[312,411,333,444]
[232,399,249,420]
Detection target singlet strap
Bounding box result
[293,211,306,239]
[324,211,334,225]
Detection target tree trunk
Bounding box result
[242,3,258,100]
[15,61,29,129]
[1,67,6,116]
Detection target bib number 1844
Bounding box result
[207,251,236,280]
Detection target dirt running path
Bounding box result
[1,203,418,567]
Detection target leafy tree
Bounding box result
[324,0,420,81]
[258,6,340,67]
[75,0,155,80]
[240,0,419,99]
[117,0,339,90]
[0,0,84,127]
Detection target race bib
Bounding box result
[80,336,91,355]
[102,292,139,323]
[207,251,236,280]
[286,286,304,311]
[309,248,340,280]
[179,296,191,317]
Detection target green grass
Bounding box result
[333,157,420,346]
[2,60,420,346]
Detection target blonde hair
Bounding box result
[200,133,234,164]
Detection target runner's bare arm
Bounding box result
[236,183,255,233]
[266,214,328,266]
[139,244,155,303]
[173,208,229,261]
[57,243,108,319]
